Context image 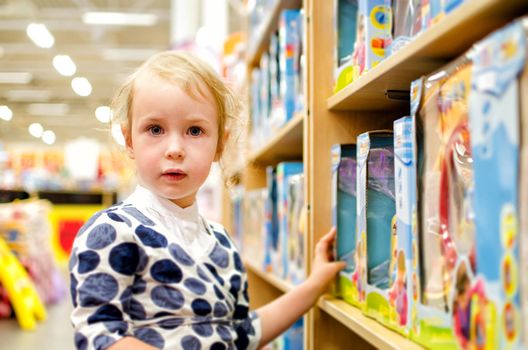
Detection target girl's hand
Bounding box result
[306,227,346,297]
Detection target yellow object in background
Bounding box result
[49,204,103,264]
[0,236,46,330]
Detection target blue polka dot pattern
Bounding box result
[184,278,206,295]
[86,224,116,250]
[135,225,167,248]
[181,335,202,350]
[79,273,118,307]
[213,285,225,300]
[191,298,212,316]
[233,305,249,320]
[132,276,147,294]
[213,302,228,317]
[229,275,241,298]
[169,243,195,266]
[196,266,211,282]
[158,317,184,330]
[74,332,88,350]
[93,334,114,350]
[78,210,103,236]
[107,212,131,227]
[137,246,149,273]
[204,263,224,285]
[134,328,165,349]
[87,304,123,324]
[211,342,227,350]
[213,230,231,249]
[150,259,182,283]
[122,207,155,226]
[233,252,244,273]
[78,251,100,274]
[216,325,233,342]
[109,243,139,276]
[209,243,229,269]
[151,285,184,310]
[234,328,249,350]
[192,323,213,337]
[70,273,78,307]
[104,321,128,335]
[122,296,146,320]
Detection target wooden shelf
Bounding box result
[244,259,293,293]
[317,296,424,350]
[246,0,303,67]
[328,0,528,111]
[248,112,304,166]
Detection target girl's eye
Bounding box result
[188,126,203,137]
[149,125,163,135]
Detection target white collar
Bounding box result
[126,184,200,223]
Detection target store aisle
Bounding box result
[0,295,74,350]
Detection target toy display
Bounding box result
[362,0,392,72]
[286,173,305,285]
[331,144,358,305]
[468,18,526,350]
[334,0,359,92]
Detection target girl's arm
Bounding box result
[256,227,346,346]
[107,337,159,350]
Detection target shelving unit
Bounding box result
[233,0,528,349]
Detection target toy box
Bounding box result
[411,56,476,350]
[286,173,305,285]
[361,0,392,71]
[521,19,528,350]
[264,166,279,273]
[357,131,395,311]
[331,144,358,305]
[468,18,526,350]
[276,162,303,279]
[243,189,267,269]
[333,0,359,92]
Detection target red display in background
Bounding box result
[58,219,84,255]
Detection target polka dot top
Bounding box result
[69,185,262,350]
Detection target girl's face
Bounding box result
[125,72,220,208]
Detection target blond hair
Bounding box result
[111,50,244,180]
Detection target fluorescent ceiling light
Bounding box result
[83,12,158,26]
[101,48,158,61]
[6,89,51,101]
[27,103,69,116]
[95,105,111,123]
[111,123,125,146]
[0,72,32,84]
[26,23,54,48]
[53,55,76,76]
[0,105,13,121]
[42,130,56,145]
[29,123,44,138]
[71,77,92,97]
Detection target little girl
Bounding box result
[69,51,345,350]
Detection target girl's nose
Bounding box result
[165,136,185,159]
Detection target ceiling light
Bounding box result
[95,105,111,123]
[26,23,54,48]
[71,77,92,97]
[0,105,13,121]
[101,48,158,61]
[0,72,33,84]
[53,55,77,77]
[28,123,44,138]
[5,89,51,101]
[83,12,158,26]
[42,130,56,145]
[111,123,125,146]
[27,103,69,116]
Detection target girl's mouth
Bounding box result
[162,170,186,181]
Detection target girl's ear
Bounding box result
[214,129,230,161]
[122,125,134,159]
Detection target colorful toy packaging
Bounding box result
[521,19,528,350]
[333,0,359,92]
[357,131,395,314]
[411,56,476,350]
[331,144,358,305]
[286,173,305,285]
[467,18,526,350]
[361,0,392,71]
[276,162,303,279]
[264,166,279,273]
